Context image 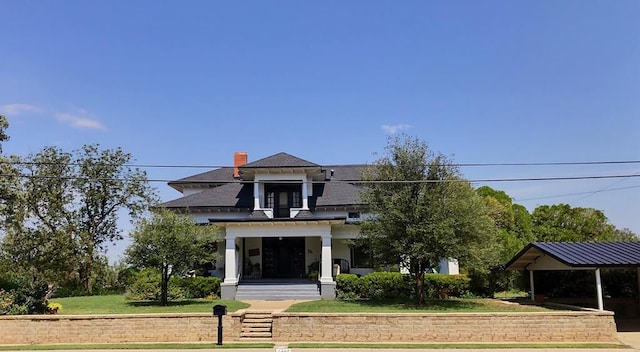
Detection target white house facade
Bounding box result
[161,152,458,299]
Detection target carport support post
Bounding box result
[529,270,535,302]
[595,268,603,311]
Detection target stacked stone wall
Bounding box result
[272,311,618,343]
[0,310,618,344]
[0,313,241,344]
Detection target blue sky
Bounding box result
[1,1,638,262]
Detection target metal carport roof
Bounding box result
[506,241,640,310]
[506,242,640,271]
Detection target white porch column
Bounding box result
[595,268,604,311]
[224,235,238,284]
[529,270,535,302]
[320,235,333,282]
[319,234,336,299]
[220,235,238,299]
[302,179,309,210]
[253,182,260,209]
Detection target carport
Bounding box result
[506,242,640,311]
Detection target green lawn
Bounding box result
[49,295,554,315]
[286,298,555,313]
[49,295,249,315]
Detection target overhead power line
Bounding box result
[1,160,639,169]
[515,184,640,202]
[1,173,639,184]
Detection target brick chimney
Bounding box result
[233,152,248,178]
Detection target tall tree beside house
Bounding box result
[0,144,157,293]
[359,135,497,305]
[473,186,535,294]
[0,116,23,235]
[0,115,9,152]
[125,209,220,306]
[531,204,637,242]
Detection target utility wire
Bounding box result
[2,173,639,184]
[515,184,640,202]
[1,160,640,169]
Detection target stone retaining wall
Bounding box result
[272,310,618,343]
[0,313,241,344]
[0,310,618,345]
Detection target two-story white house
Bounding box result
[161,152,458,299]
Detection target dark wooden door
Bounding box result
[262,237,305,278]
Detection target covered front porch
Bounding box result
[213,219,361,300]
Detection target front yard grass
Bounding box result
[286,298,556,313]
[49,295,555,315]
[49,294,249,315]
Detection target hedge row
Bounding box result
[336,272,470,300]
[126,269,222,301]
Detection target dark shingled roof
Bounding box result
[324,164,368,181]
[506,242,640,270]
[161,183,253,209]
[241,152,319,168]
[311,182,364,207]
[162,153,368,212]
[168,167,235,190]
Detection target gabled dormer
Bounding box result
[236,152,326,219]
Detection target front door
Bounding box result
[262,237,305,278]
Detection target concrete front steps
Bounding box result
[240,311,273,340]
[235,279,320,300]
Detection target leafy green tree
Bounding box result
[0,115,21,231]
[474,186,535,295]
[613,228,639,241]
[532,204,619,242]
[0,115,9,152]
[512,203,534,243]
[359,135,497,305]
[1,144,157,293]
[125,209,219,306]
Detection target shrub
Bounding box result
[336,272,413,300]
[172,276,221,299]
[126,269,220,301]
[0,273,48,314]
[336,272,469,301]
[126,268,162,300]
[336,274,361,300]
[424,274,470,299]
[359,272,413,300]
[0,289,15,315]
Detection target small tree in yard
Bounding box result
[125,209,219,306]
[360,135,497,305]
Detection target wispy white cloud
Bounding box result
[0,103,43,115]
[54,109,106,131]
[381,124,410,134]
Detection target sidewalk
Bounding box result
[242,299,311,311]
